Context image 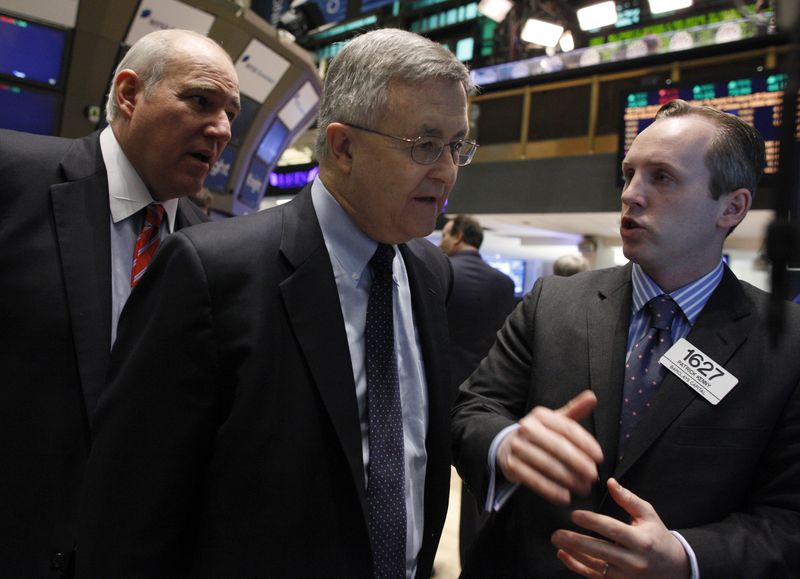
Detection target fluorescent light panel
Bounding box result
[576,1,618,30]
[520,18,564,48]
[648,0,693,14]
[477,0,514,23]
[559,30,575,52]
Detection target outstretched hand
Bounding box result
[551,478,691,578]
[497,390,603,505]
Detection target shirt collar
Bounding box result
[631,260,725,326]
[100,126,178,231]
[311,176,383,286]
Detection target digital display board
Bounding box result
[0,82,60,134]
[0,13,68,88]
[204,146,237,194]
[230,95,260,149]
[255,119,290,166]
[621,74,800,178]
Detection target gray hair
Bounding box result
[105,29,225,123]
[314,28,475,160]
[655,99,766,201]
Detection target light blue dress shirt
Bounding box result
[99,127,178,347]
[311,177,428,579]
[485,260,725,579]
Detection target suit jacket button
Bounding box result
[51,552,65,571]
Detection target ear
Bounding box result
[718,187,752,230]
[326,122,354,175]
[114,69,141,121]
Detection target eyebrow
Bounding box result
[419,123,469,140]
[187,84,241,111]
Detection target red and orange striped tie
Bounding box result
[130,203,165,288]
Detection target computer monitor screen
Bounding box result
[204,145,238,194]
[230,95,260,149]
[236,157,269,211]
[0,13,68,88]
[0,82,60,134]
[620,74,798,181]
[255,119,290,166]
[485,257,526,296]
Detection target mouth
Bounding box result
[414,195,438,205]
[189,149,215,166]
[621,216,642,231]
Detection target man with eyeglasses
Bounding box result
[79,28,475,578]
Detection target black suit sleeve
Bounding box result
[78,231,226,577]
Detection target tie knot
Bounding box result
[369,243,395,277]
[145,203,165,227]
[647,295,678,331]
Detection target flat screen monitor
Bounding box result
[0,82,60,135]
[485,257,526,297]
[0,13,68,88]
[203,145,238,194]
[619,74,798,183]
[255,119,290,166]
[236,157,269,211]
[230,95,260,149]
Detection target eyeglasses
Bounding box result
[343,123,479,167]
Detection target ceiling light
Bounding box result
[648,0,693,15]
[520,18,565,48]
[576,1,618,30]
[478,0,514,23]
[559,30,575,52]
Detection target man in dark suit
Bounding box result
[0,29,238,576]
[439,214,516,563]
[77,28,476,578]
[452,100,800,578]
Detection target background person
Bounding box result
[0,28,237,577]
[439,214,517,565]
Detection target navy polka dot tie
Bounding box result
[618,295,678,459]
[365,243,406,578]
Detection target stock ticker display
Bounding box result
[622,74,799,175]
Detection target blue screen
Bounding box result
[0,82,60,134]
[230,95,260,148]
[237,158,269,210]
[204,146,238,194]
[485,257,526,296]
[0,14,67,87]
[256,119,290,165]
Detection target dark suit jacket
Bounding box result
[77,187,454,578]
[447,250,516,396]
[452,264,800,578]
[0,129,207,577]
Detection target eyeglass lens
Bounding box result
[411,137,477,166]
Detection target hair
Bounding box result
[105,29,229,123]
[448,214,484,249]
[654,99,766,201]
[314,28,476,160]
[553,254,589,277]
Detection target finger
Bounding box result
[558,389,598,422]
[511,420,597,495]
[556,548,606,578]
[607,477,656,521]
[533,405,604,465]
[503,433,589,502]
[570,509,636,549]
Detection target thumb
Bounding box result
[558,390,597,422]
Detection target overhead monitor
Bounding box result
[235,157,270,212]
[0,12,69,88]
[620,74,799,184]
[204,145,238,194]
[124,0,215,46]
[0,82,61,134]
[230,95,260,149]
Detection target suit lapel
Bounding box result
[587,265,633,482]
[612,267,754,480]
[278,189,368,514]
[50,133,112,421]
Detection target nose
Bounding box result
[429,146,458,187]
[620,173,645,209]
[206,109,232,143]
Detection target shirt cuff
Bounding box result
[485,423,520,511]
[670,530,700,579]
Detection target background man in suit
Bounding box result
[451,100,800,578]
[438,214,516,564]
[78,28,475,578]
[0,29,238,577]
